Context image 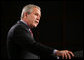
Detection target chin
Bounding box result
[32,24,38,28]
[34,25,38,27]
[34,25,37,27]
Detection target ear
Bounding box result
[23,12,28,18]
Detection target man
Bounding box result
[7,4,74,59]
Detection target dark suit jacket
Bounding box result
[7,20,55,59]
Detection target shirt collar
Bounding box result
[20,20,27,25]
[20,20,32,29]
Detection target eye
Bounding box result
[35,13,38,16]
[34,13,41,17]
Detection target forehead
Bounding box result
[32,8,41,14]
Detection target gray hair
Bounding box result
[21,4,41,19]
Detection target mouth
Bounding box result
[35,21,39,24]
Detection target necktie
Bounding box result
[29,29,33,37]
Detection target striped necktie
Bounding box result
[29,29,33,37]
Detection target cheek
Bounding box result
[28,16,34,22]
[27,15,37,26]
[30,15,36,20]
[31,16,36,22]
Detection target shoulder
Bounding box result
[8,22,26,34]
[8,21,31,36]
[11,20,29,30]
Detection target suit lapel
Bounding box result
[17,20,34,38]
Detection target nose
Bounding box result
[37,16,40,21]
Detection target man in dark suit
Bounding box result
[7,4,74,59]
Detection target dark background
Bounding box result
[1,0,83,59]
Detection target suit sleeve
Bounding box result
[13,26,54,57]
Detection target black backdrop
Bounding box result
[1,0,83,59]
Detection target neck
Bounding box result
[21,19,33,29]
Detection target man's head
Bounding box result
[21,4,41,28]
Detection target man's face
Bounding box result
[26,8,41,28]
